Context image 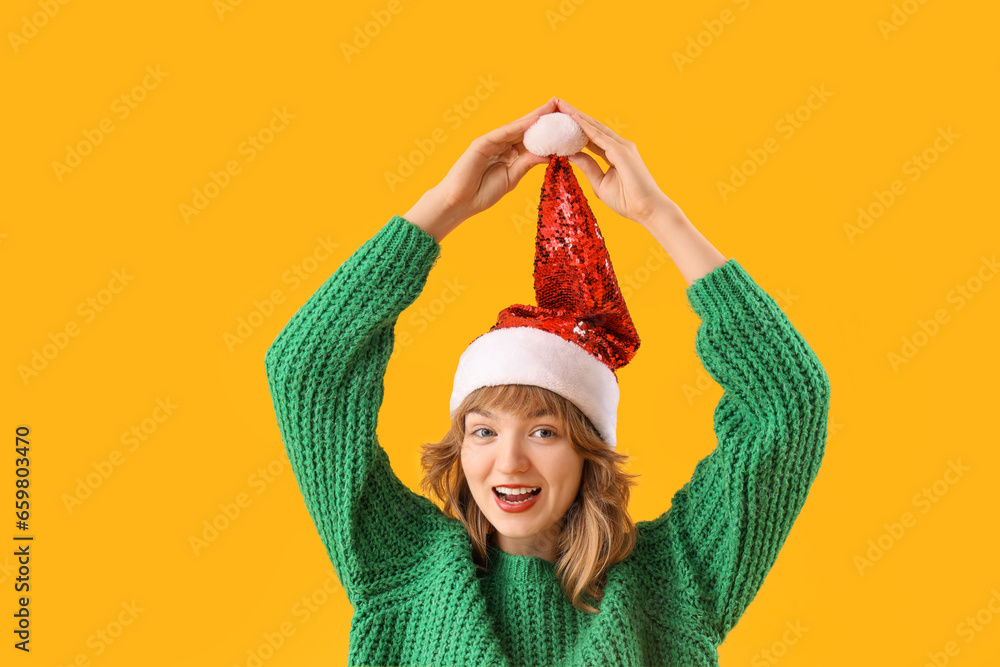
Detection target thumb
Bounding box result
[506,151,550,188]
[567,152,604,193]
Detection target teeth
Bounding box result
[495,486,540,495]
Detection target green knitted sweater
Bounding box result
[264,214,830,667]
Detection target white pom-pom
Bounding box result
[523,112,588,157]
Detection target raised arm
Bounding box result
[645,258,830,642]
[264,215,447,604]
[546,98,830,641]
[264,99,564,603]
[552,98,730,286]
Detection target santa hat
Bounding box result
[448,112,640,449]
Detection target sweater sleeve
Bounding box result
[643,258,830,643]
[264,214,447,605]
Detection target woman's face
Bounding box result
[461,406,584,562]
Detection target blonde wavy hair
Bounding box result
[418,383,640,613]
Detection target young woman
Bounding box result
[265,97,830,666]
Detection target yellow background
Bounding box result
[4,0,999,664]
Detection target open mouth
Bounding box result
[492,487,542,504]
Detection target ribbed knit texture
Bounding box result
[264,214,831,667]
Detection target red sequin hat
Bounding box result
[449,113,640,448]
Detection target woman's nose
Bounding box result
[495,436,529,472]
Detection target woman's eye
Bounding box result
[469,427,558,439]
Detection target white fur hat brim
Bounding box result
[449,326,619,448]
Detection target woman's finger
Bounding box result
[478,99,559,153]
[473,115,538,157]
[566,151,606,191]
[515,96,559,122]
[506,147,551,186]
[555,99,627,149]
[574,120,609,163]
[566,112,617,162]
[509,140,544,165]
[567,113,612,166]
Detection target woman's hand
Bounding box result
[555,99,729,286]
[437,97,559,217]
[404,97,559,243]
[554,99,673,228]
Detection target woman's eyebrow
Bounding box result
[469,409,553,420]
